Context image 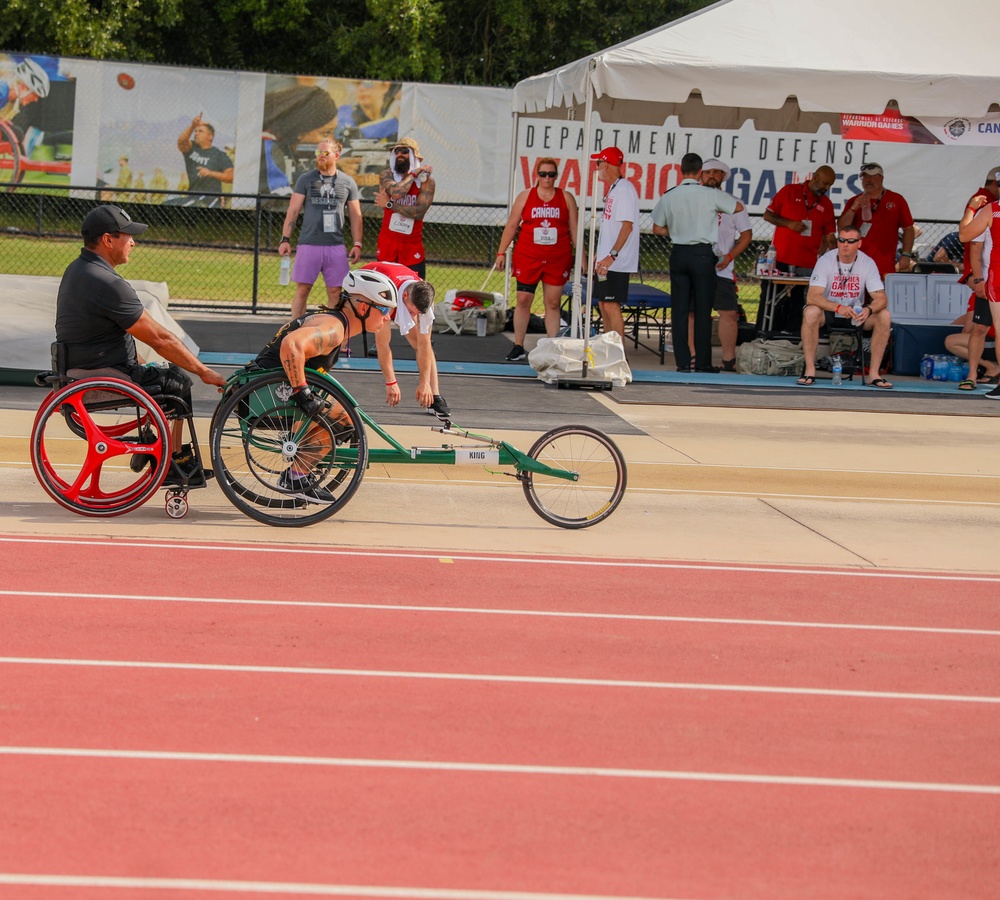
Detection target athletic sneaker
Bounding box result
[277,468,336,504]
[985,385,1000,400]
[427,395,451,418]
[505,344,527,362]
[128,425,157,472]
[163,443,209,488]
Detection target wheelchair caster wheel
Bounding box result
[165,492,189,519]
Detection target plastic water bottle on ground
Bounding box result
[279,256,291,285]
[919,355,934,380]
[832,356,843,386]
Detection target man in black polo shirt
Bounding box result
[55,204,227,477]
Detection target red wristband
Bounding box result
[385,380,397,386]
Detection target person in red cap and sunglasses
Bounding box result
[590,146,639,342]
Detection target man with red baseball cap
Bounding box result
[589,146,638,342]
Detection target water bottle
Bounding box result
[932,355,949,381]
[756,249,765,277]
[860,194,872,222]
[832,356,843,386]
[948,356,963,382]
[279,255,291,285]
[765,244,777,273]
[852,298,864,324]
[919,355,934,380]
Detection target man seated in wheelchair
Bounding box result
[246,268,397,500]
[55,204,228,484]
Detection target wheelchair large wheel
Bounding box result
[211,371,368,527]
[30,378,172,517]
[520,425,627,529]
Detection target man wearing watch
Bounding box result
[279,138,364,318]
[591,146,639,343]
[838,162,915,280]
[373,137,435,279]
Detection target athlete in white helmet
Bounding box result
[250,268,397,417]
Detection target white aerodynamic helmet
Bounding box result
[342,269,397,309]
[15,58,50,100]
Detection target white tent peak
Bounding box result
[515,0,1000,119]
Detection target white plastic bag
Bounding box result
[527,332,633,386]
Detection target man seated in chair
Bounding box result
[55,205,227,482]
[798,224,893,388]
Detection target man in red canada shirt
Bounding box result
[764,165,838,275]
[838,162,916,279]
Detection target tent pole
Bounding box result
[577,59,598,374]
[504,110,521,310]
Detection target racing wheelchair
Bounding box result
[30,342,212,519]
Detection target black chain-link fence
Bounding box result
[1,183,963,322]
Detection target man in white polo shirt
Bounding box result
[799,224,892,388]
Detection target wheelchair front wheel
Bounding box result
[210,371,368,527]
[520,425,627,529]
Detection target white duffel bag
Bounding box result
[527,332,633,387]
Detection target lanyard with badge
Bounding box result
[801,184,821,237]
[317,173,341,233]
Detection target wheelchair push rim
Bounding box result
[210,371,368,527]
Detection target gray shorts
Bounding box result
[713,277,739,312]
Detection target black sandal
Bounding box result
[722,358,737,372]
[796,375,816,386]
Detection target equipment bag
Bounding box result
[735,338,805,376]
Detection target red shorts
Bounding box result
[376,232,424,267]
[512,251,572,288]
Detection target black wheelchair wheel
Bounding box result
[30,378,172,517]
[520,425,627,528]
[210,371,368,527]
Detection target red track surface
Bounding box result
[1,535,998,899]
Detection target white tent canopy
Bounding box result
[511,0,1000,359]
[514,0,1000,121]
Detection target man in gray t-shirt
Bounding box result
[279,138,364,318]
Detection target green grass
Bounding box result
[2,235,761,320]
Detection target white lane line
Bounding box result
[2,534,1000,583]
[3,657,997,705]
[2,746,998,795]
[0,874,673,900]
[3,589,999,637]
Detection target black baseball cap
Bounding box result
[81,205,148,240]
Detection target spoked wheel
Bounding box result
[520,425,627,528]
[30,378,171,517]
[210,371,368,526]
[0,120,24,190]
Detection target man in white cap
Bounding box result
[701,159,751,371]
[838,162,915,279]
[590,146,639,342]
[374,136,436,279]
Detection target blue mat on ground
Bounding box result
[198,351,979,394]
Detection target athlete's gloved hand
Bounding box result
[291,385,329,418]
